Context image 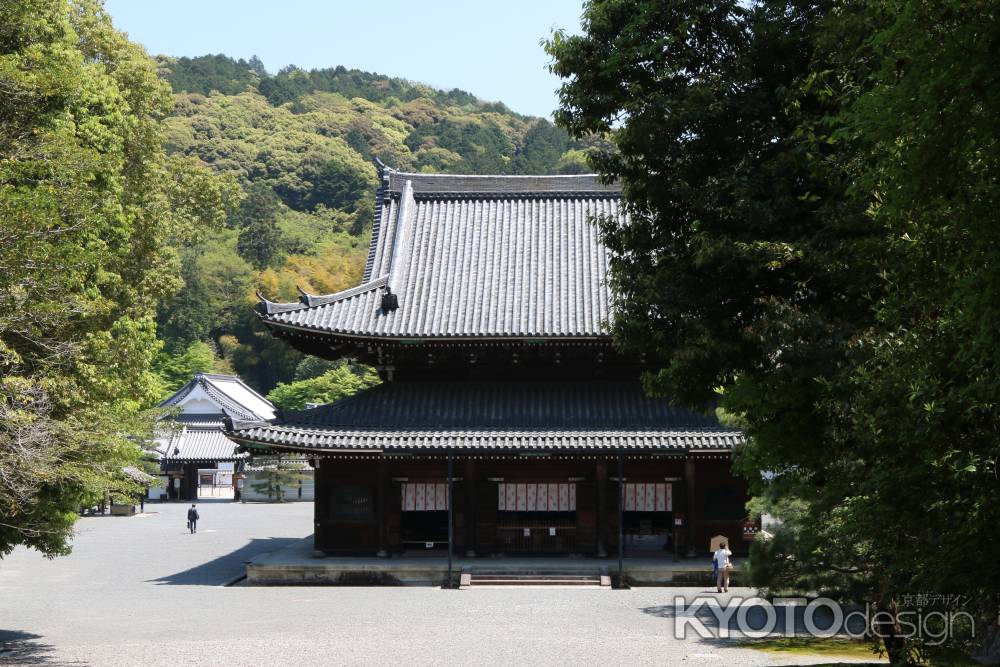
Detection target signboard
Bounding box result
[742,519,759,541]
[674,513,684,526]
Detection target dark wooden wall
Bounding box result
[312,455,749,557]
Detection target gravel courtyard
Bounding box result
[0,502,879,667]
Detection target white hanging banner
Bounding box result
[623,483,672,512]
[401,482,448,511]
[497,483,576,511]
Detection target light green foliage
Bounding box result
[549,0,999,661]
[0,0,231,556]
[152,341,231,397]
[266,364,380,411]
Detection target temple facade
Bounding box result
[225,162,749,558]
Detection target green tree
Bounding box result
[248,455,310,503]
[0,0,228,557]
[161,53,260,95]
[274,144,373,213]
[512,119,574,174]
[237,218,281,269]
[266,365,380,411]
[152,341,224,397]
[548,1,999,662]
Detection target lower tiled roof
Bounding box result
[225,381,744,454]
[158,427,246,462]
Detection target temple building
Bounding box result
[225,162,748,559]
[156,373,279,501]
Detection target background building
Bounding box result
[156,373,286,501]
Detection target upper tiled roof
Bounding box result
[158,373,276,422]
[257,163,623,340]
[382,170,621,197]
[224,381,743,453]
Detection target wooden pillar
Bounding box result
[376,459,388,557]
[183,462,198,501]
[312,459,325,557]
[464,458,477,557]
[595,458,608,557]
[684,456,697,557]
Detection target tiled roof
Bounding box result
[122,466,156,484]
[382,170,621,197]
[157,427,246,462]
[158,373,276,421]
[169,414,226,428]
[225,382,744,454]
[257,164,622,340]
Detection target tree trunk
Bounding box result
[874,597,910,665]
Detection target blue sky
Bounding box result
[104,0,586,119]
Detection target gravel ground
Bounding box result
[0,502,881,667]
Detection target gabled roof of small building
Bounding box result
[157,423,246,463]
[224,381,744,454]
[158,373,276,422]
[256,162,623,341]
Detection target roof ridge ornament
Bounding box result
[381,286,399,312]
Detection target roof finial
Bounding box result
[381,286,399,312]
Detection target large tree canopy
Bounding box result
[0,0,231,557]
[549,1,999,662]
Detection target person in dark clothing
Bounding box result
[187,504,199,534]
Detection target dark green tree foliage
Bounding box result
[163,53,261,95]
[549,0,999,662]
[406,118,515,173]
[512,120,574,174]
[237,218,283,270]
[235,184,284,268]
[258,64,482,108]
[232,182,281,228]
[277,149,372,213]
[247,54,266,77]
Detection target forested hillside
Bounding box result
[152,54,598,396]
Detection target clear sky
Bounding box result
[104,0,586,119]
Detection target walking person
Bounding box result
[187,504,199,534]
[713,541,732,593]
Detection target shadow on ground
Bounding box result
[641,598,878,663]
[0,630,78,666]
[149,537,299,586]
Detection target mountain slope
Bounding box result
[154,55,597,392]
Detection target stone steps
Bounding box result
[461,570,610,588]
